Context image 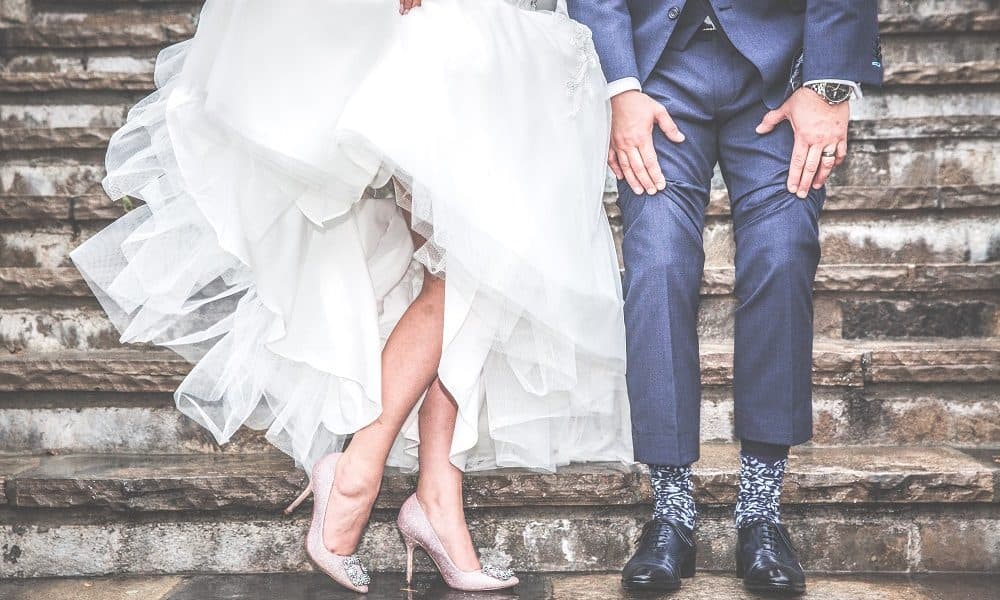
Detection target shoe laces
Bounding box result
[752,520,782,558]
[646,521,681,550]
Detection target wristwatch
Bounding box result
[805,81,853,105]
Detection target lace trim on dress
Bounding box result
[557,13,600,116]
[504,0,598,117]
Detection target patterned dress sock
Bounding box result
[735,441,789,528]
[648,464,697,531]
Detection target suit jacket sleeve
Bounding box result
[802,0,883,87]
[566,0,640,84]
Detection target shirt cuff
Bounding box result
[803,79,863,100]
[607,77,642,99]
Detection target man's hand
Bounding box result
[755,87,849,198]
[400,0,421,14]
[609,90,685,196]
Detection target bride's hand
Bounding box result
[400,0,422,14]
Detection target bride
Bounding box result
[71,0,630,592]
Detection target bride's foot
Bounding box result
[321,451,382,555]
[416,489,480,571]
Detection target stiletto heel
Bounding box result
[396,494,518,592]
[403,534,417,585]
[284,482,313,514]
[301,452,372,593]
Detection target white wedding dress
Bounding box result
[71,0,632,474]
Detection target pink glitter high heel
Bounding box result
[285,452,371,593]
[396,494,518,591]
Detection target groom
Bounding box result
[568,0,882,594]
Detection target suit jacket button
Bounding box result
[668,6,680,19]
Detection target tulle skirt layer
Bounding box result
[71,0,632,473]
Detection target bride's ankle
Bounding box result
[333,455,382,501]
[416,488,465,517]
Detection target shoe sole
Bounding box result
[622,579,684,592]
[743,580,806,595]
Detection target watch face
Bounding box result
[826,84,852,103]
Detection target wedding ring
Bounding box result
[821,148,836,158]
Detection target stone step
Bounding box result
[1,380,996,455]
[1,265,997,354]
[2,210,998,271]
[4,114,996,152]
[1,8,198,50]
[5,445,995,511]
[3,501,996,577]
[0,445,997,577]
[0,342,996,455]
[4,123,995,203]
[0,397,279,456]
[3,263,997,298]
[0,2,994,52]
[2,59,997,94]
[3,572,1000,600]
[853,89,1000,120]
[3,93,994,148]
[4,388,1000,456]
[2,340,997,393]
[2,185,996,225]
[0,341,994,454]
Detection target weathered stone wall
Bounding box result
[0,0,998,578]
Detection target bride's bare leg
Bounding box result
[322,259,445,554]
[415,377,481,571]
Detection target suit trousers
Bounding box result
[621,30,823,466]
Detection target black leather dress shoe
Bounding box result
[736,520,806,595]
[622,519,696,592]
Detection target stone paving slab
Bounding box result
[3,445,995,511]
[0,575,183,600]
[2,572,998,600]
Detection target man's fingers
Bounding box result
[655,110,685,143]
[796,144,824,198]
[813,145,838,189]
[786,139,808,194]
[639,140,665,190]
[608,148,624,180]
[756,108,787,134]
[617,150,643,195]
[835,139,848,167]
[628,147,658,195]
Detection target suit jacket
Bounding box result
[566,0,883,107]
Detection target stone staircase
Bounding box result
[1,0,998,585]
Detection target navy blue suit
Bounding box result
[570,0,882,107]
[567,0,882,465]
